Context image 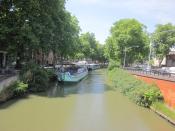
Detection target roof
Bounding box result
[168,51,175,55]
[57,61,75,65]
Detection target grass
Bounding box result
[107,68,163,108]
[107,67,175,122]
[152,102,175,121]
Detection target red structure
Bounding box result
[136,75,175,108]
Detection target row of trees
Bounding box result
[76,32,106,62]
[0,0,106,68]
[1,0,79,68]
[1,0,174,68]
[104,18,175,67]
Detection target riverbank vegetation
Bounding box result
[0,0,106,68]
[0,81,28,103]
[108,68,175,122]
[0,0,106,95]
[108,68,163,108]
[152,102,175,121]
[19,63,55,92]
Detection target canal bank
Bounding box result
[0,69,175,131]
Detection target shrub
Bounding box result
[0,81,28,102]
[46,69,57,81]
[108,59,120,70]
[20,62,49,92]
[12,81,28,96]
[108,68,163,108]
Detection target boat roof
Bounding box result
[57,61,76,65]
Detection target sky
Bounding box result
[66,0,175,44]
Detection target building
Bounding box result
[166,46,175,67]
[153,45,175,67]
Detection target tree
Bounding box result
[95,43,107,63]
[0,0,81,67]
[152,23,175,66]
[104,37,119,60]
[79,32,98,60]
[105,19,149,66]
[58,13,80,60]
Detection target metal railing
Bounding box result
[124,67,175,78]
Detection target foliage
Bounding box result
[152,23,175,66]
[0,81,28,100]
[108,68,163,108]
[152,102,175,121]
[12,81,28,96]
[105,19,149,66]
[108,59,120,70]
[104,37,118,60]
[78,32,106,62]
[20,62,49,92]
[0,0,80,67]
[46,68,57,81]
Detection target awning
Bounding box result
[168,51,175,55]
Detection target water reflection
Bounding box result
[47,82,65,97]
[46,70,113,97]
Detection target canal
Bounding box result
[0,69,174,131]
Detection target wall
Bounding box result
[136,75,175,108]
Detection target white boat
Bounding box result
[57,65,88,82]
[87,64,100,71]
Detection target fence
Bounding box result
[125,67,175,78]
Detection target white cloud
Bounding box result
[66,0,175,43]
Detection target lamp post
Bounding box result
[148,34,153,68]
[123,45,139,68]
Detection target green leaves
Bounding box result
[0,0,81,65]
[105,19,149,65]
[9,81,29,97]
[152,23,175,66]
[78,32,106,62]
[108,68,163,108]
[13,81,28,93]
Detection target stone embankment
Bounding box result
[0,75,18,102]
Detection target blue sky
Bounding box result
[66,0,175,44]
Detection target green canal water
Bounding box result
[0,69,175,131]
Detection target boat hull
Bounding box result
[57,70,88,82]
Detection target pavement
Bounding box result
[128,70,175,82]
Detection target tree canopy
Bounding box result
[0,0,80,67]
[105,19,149,66]
[152,23,175,66]
[78,32,106,62]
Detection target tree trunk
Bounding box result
[158,58,163,67]
[15,52,22,69]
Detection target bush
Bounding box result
[108,59,120,70]
[108,68,163,108]
[20,62,49,92]
[0,81,28,102]
[46,69,57,81]
[12,81,28,97]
